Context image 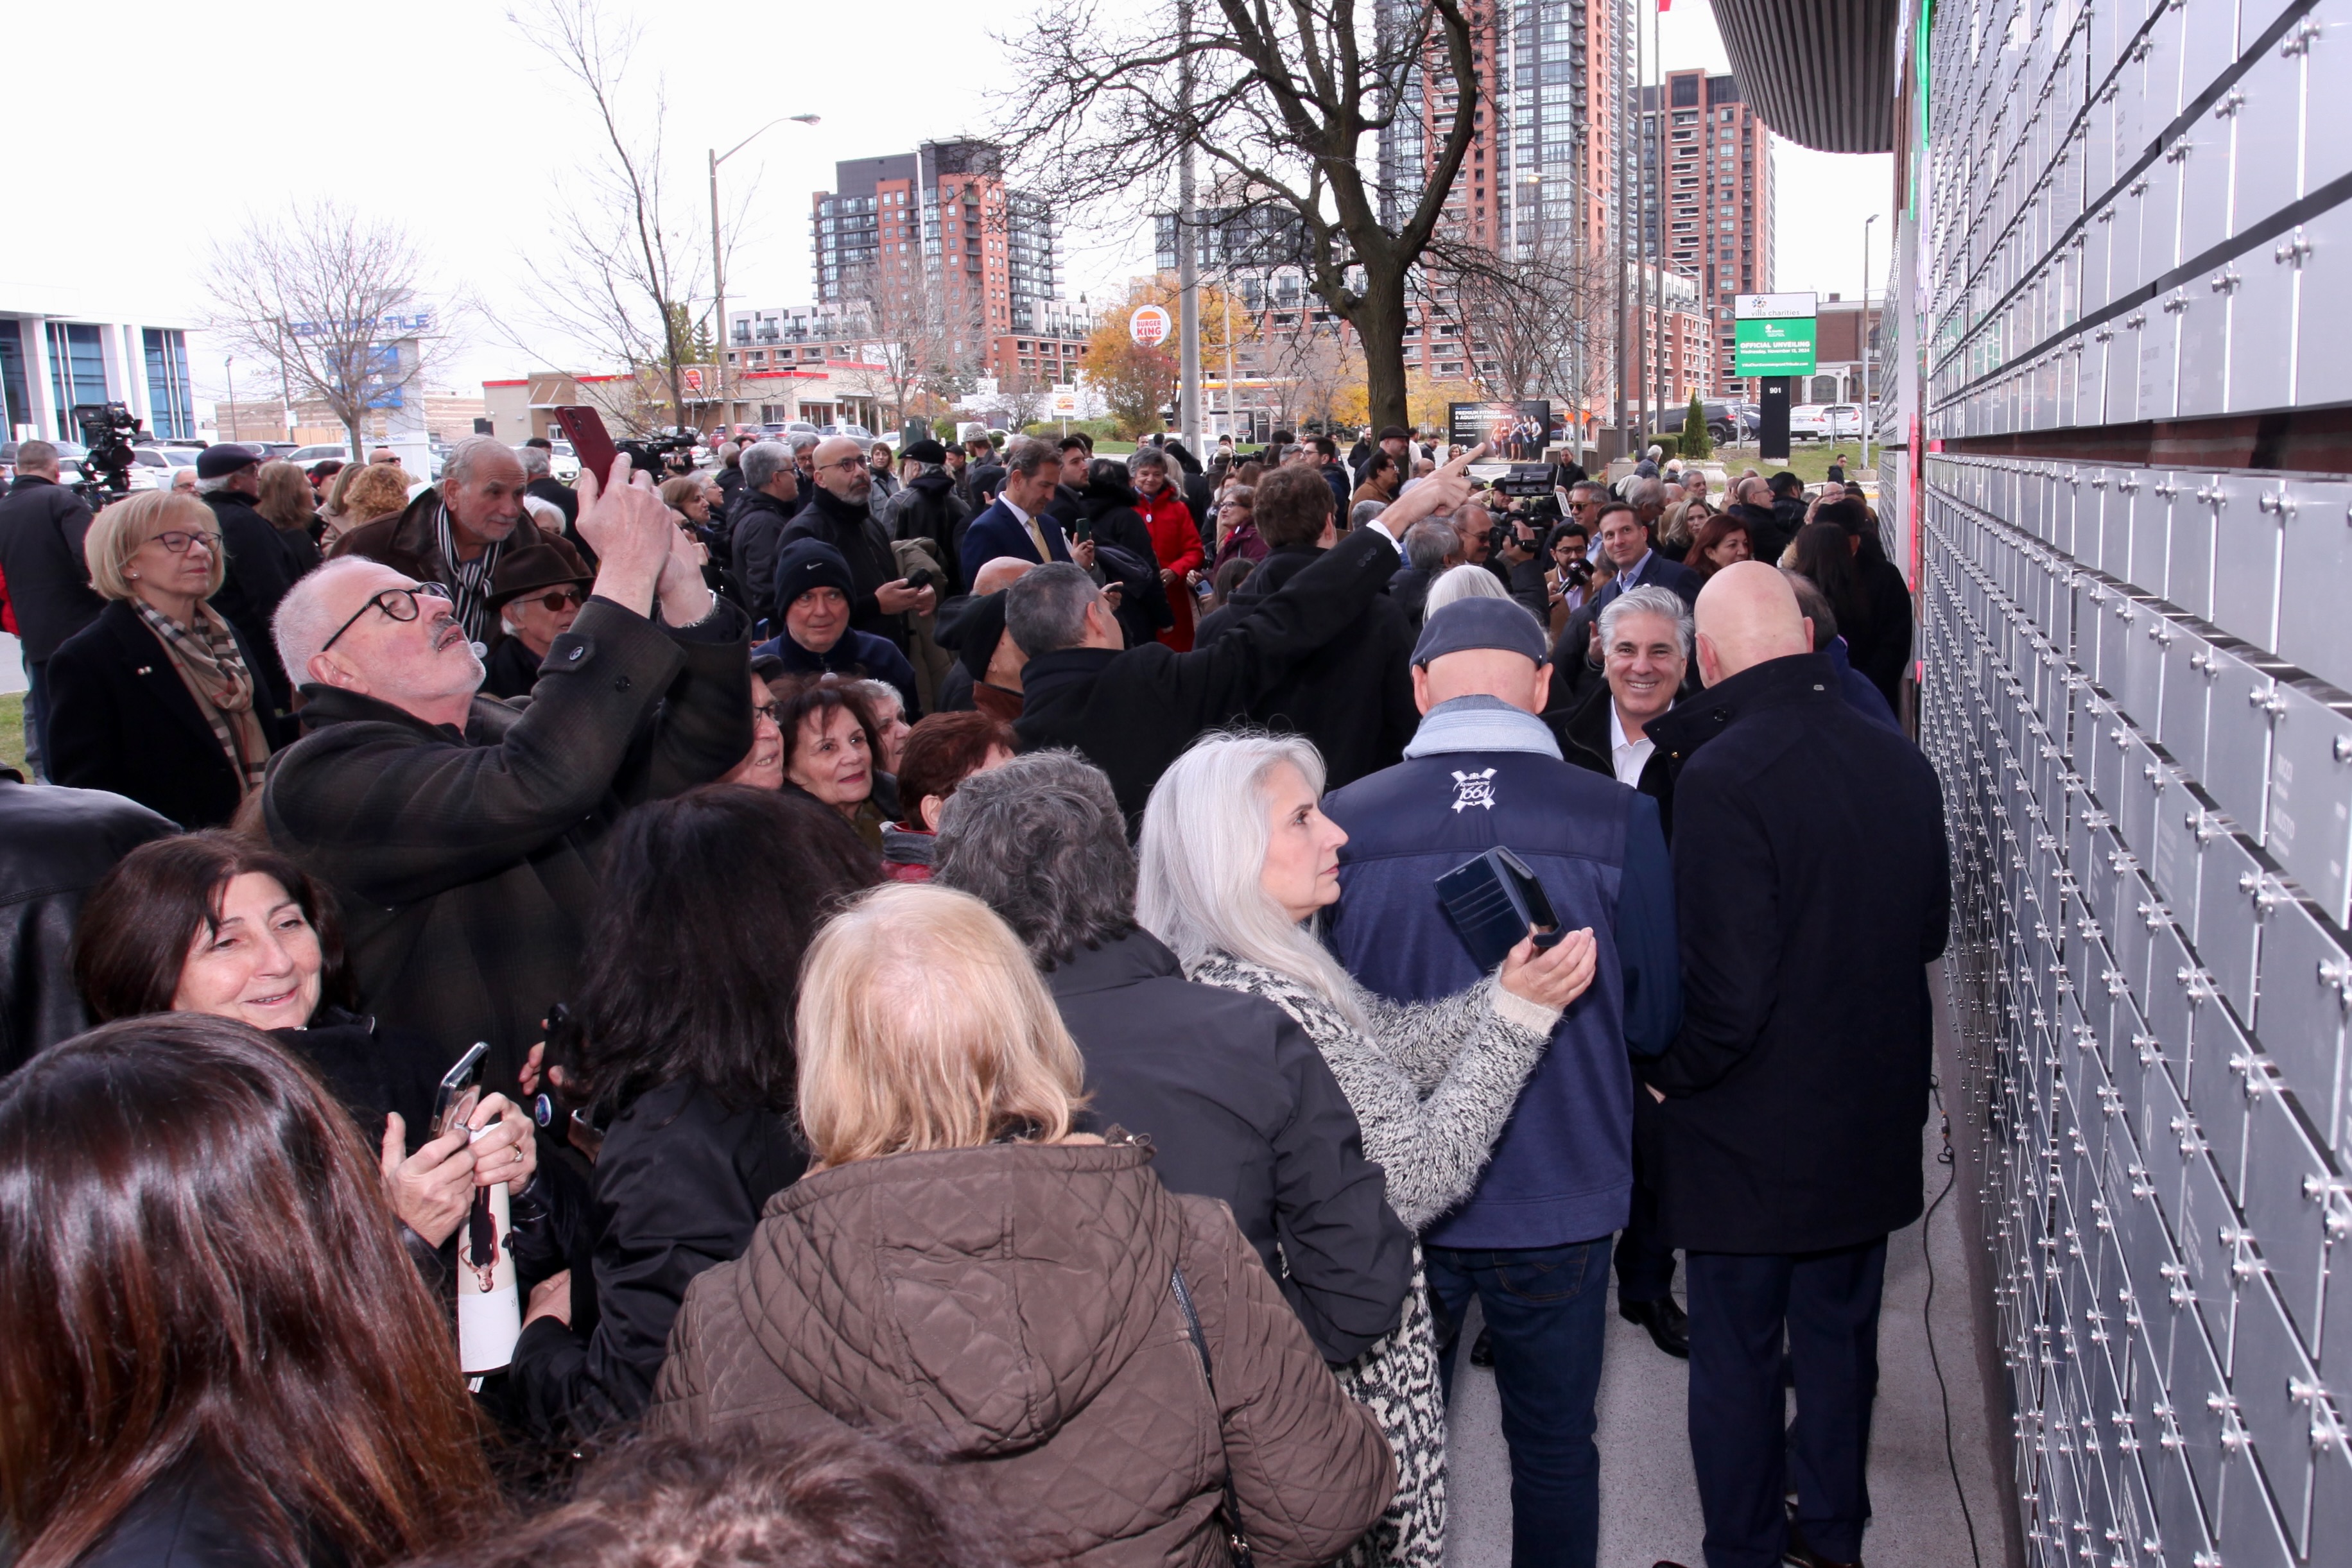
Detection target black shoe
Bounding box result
[1783,1521,1861,1568]
[1469,1326,1495,1367]
[1619,1296,1690,1358]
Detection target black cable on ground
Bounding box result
[1923,1073,1984,1568]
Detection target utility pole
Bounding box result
[1176,0,1202,447]
[225,357,238,443]
[1862,212,1878,473]
[1648,0,1662,436]
[710,114,822,434]
[1612,0,1629,460]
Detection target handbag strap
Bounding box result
[1170,1264,1258,1568]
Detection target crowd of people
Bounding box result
[0,418,1942,1568]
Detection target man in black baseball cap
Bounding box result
[1315,591,1679,1563]
[193,442,301,717]
[754,538,919,714]
[883,438,969,592]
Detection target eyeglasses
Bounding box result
[753,701,781,724]
[319,582,453,653]
[820,456,867,474]
[147,529,222,555]
[526,589,586,613]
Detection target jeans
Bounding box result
[1684,1238,1889,1568]
[1426,1236,1611,1568]
[21,656,46,780]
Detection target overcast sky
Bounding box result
[2,0,1890,409]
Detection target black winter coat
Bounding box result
[0,476,102,662]
[201,489,303,714]
[1847,547,1913,711]
[1014,526,1400,826]
[479,634,544,700]
[1555,677,1680,841]
[1193,542,1418,790]
[1048,929,1413,1365]
[269,1005,447,1150]
[47,599,277,830]
[886,469,969,590]
[779,488,906,651]
[1638,653,1949,1254]
[729,488,799,626]
[0,777,175,1073]
[1387,564,1435,628]
[1077,474,1174,647]
[510,1075,806,1442]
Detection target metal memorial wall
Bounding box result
[1914,0,2352,1562]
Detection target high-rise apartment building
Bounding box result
[1371,0,1623,384]
[797,141,1085,386]
[1641,71,1774,397]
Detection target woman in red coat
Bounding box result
[1131,448,1203,651]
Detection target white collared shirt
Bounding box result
[1609,700,1658,788]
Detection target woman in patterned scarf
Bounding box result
[46,492,277,828]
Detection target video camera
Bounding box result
[71,402,144,506]
[617,432,700,478]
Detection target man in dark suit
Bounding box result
[1587,497,1701,611]
[0,441,104,777]
[1639,562,1948,1568]
[958,436,1093,587]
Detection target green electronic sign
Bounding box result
[1734,316,1817,377]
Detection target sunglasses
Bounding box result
[320,582,453,653]
[523,588,587,613]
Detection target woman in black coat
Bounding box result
[507,784,879,1445]
[1078,458,1175,647]
[47,492,281,829]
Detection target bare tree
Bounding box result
[994,0,1481,435]
[202,203,449,460]
[509,0,726,436]
[1257,325,1362,433]
[829,264,986,429]
[1428,227,1619,446]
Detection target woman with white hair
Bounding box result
[1421,561,1510,616]
[1137,731,1597,1568]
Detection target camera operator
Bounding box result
[0,441,105,777]
[777,436,933,656]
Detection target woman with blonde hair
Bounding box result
[46,493,277,827]
[654,882,1396,1567]
[319,461,412,552]
[1137,731,1596,1568]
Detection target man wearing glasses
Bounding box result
[776,436,934,655]
[261,455,751,1095]
[476,546,593,699]
[330,434,589,663]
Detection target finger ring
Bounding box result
[512,1146,524,1164]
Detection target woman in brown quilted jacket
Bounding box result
[653,883,1395,1566]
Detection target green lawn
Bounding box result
[1701,441,1879,485]
[0,692,24,776]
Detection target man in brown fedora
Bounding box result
[478,544,592,698]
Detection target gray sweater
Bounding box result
[1188,952,1557,1230]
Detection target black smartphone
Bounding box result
[552,406,621,490]
[430,1042,491,1141]
[1073,517,1093,544]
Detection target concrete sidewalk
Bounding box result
[1442,1102,2006,1567]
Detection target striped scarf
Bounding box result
[133,599,272,795]
[433,501,503,644]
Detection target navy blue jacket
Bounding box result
[1321,702,1681,1249]
[753,627,921,716]
[1592,547,1701,610]
[961,497,1073,582]
[1639,653,1948,1254]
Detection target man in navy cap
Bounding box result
[1318,594,1681,1568]
[754,538,919,715]
[194,442,304,721]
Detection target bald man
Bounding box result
[1639,562,1947,1568]
[775,435,933,653]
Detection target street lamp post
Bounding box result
[710,114,821,431]
[1861,212,1878,474]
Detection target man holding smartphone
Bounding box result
[262,452,752,1094]
[777,436,933,655]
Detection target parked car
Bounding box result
[128,447,204,487]
[1788,404,1863,441]
[546,440,580,481]
[817,422,876,451]
[286,444,358,465]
